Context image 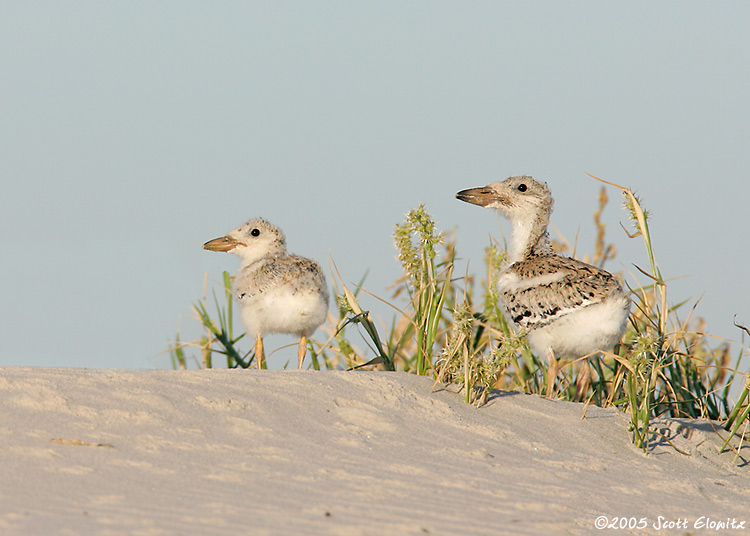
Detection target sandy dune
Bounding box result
[0,367,747,535]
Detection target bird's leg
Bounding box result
[574,357,592,402]
[255,334,265,370]
[545,348,558,398]
[297,335,307,370]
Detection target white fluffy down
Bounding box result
[238,285,329,338]
[525,295,630,359]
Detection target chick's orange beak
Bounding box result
[455,186,503,207]
[202,236,245,252]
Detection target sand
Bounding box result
[0,367,747,536]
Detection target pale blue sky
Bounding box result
[2,2,748,370]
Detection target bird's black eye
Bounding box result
[250,228,260,237]
[517,184,527,192]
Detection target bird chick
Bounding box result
[203,218,329,369]
[457,176,630,394]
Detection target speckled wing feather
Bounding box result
[235,254,327,301]
[501,256,624,332]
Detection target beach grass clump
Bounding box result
[169,271,253,369]
[392,205,455,375]
[586,175,743,449]
[170,177,748,451]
